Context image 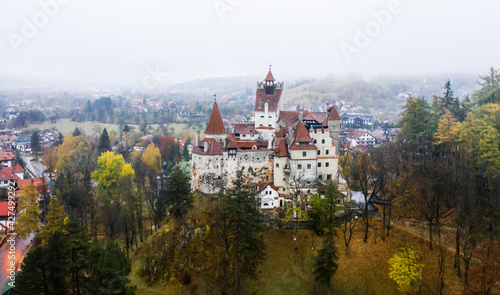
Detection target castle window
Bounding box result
[261,116,264,118]
[314,139,317,144]
[269,116,272,118]
[276,163,279,168]
[318,162,322,167]
[326,149,329,155]
[327,174,332,180]
[298,164,302,169]
[326,162,330,167]
[307,164,311,169]
[322,139,325,144]
[303,152,306,157]
[317,150,321,155]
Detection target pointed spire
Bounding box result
[205,101,226,135]
[264,69,275,81]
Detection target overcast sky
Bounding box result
[1,0,499,86]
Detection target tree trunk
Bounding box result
[428,221,433,250]
[454,225,461,277]
[387,198,392,237]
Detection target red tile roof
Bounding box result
[275,126,286,138]
[0,149,15,162]
[232,140,268,149]
[232,123,256,134]
[277,111,305,126]
[289,122,317,151]
[192,138,224,156]
[275,138,289,157]
[3,164,24,174]
[0,201,16,217]
[328,106,341,121]
[16,177,48,193]
[16,179,30,190]
[0,170,20,181]
[347,129,371,140]
[255,88,283,112]
[205,102,226,135]
[264,70,275,81]
[257,182,279,193]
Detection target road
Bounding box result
[0,233,34,289]
[22,157,46,178]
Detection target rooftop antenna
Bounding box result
[214,94,216,102]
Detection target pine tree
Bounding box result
[99,128,111,154]
[31,130,41,155]
[312,182,339,294]
[183,137,190,160]
[165,165,193,219]
[473,67,500,105]
[72,127,81,137]
[221,176,266,294]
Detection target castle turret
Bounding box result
[327,105,341,146]
[205,100,227,145]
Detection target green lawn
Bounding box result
[23,118,204,138]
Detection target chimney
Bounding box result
[268,138,272,149]
[204,141,208,153]
[196,131,200,146]
[299,110,303,120]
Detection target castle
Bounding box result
[191,70,341,204]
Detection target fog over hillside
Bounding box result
[1,0,499,87]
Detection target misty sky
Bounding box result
[1,0,499,86]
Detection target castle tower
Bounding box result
[255,68,283,140]
[327,104,341,147]
[204,101,227,145]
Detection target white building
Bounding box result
[191,70,341,197]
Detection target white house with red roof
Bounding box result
[191,69,340,196]
[0,148,16,167]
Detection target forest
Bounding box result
[8,67,500,294]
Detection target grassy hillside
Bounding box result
[22,118,204,138]
[129,220,463,295]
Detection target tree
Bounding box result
[312,183,340,294]
[165,165,193,220]
[72,127,81,137]
[141,143,161,185]
[398,96,438,159]
[473,67,500,105]
[87,240,135,295]
[432,80,461,119]
[15,222,134,295]
[31,130,42,155]
[215,176,266,295]
[16,182,40,238]
[92,151,135,240]
[38,196,68,243]
[388,246,424,294]
[98,127,111,154]
[183,137,191,160]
